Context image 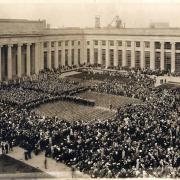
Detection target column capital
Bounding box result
[170,42,176,45]
[18,43,23,47]
[27,43,32,46]
[8,44,13,47]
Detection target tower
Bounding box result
[95,16,100,28]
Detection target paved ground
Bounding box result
[35,100,116,122]
[34,92,141,123]
[60,71,81,78]
[6,147,90,178]
[78,91,142,109]
[0,154,51,179]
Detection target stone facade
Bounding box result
[1,19,180,81]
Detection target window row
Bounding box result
[87,41,180,50]
[44,41,81,48]
[87,40,150,48]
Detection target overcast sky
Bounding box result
[0,0,180,28]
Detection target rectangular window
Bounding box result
[144,51,150,69]
[71,49,74,65]
[135,41,140,47]
[126,41,131,47]
[164,42,171,50]
[44,42,48,48]
[87,49,90,64]
[109,49,114,66]
[102,40,106,46]
[109,40,114,46]
[87,41,90,45]
[44,52,48,69]
[58,50,61,67]
[58,41,61,46]
[94,40,98,46]
[78,41,81,45]
[155,52,160,70]
[175,53,180,72]
[102,49,106,66]
[176,42,180,50]
[144,41,150,48]
[164,52,171,71]
[117,41,122,46]
[65,41,69,46]
[135,51,141,68]
[94,48,98,64]
[118,50,122,66]
[126,50,131,67]
[51,42,55,47]
[155,42,161,49]
[71,41,74,46]
[78,49,81,65]
[65,49,68,66]
[51,51,55,68]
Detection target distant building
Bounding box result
[0,18,180,81]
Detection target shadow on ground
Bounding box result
[0,154,53,178]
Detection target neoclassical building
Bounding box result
[1,19,180,81]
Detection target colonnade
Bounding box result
[0,42,42,81]
[44,40,82,70]
[0,39,180,81]
[87,40,178,72]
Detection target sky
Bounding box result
[0,0,180,28]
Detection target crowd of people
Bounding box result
[0,68,179,178]
[21,71,85,96]
[92,71,155,101]
[0,86,53,107]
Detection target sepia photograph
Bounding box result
[0,0,179,179]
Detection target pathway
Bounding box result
[6,147,90,178]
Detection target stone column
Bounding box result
[73,41,77,66]
[98,40,102,65]
[171,42,175,73]
[8,44,13,80]
[90,40,94,65]
[150,41,155,70]
[84,41,87,65]
[17,43,22,78]
[0,45,1,81]
[131,41,135,68]
[122,41,126,67]
[35,43,39,74]
[140,41,145,69]
[26,43,31,76]
[160,42,164,71]
[105,40,109,68]
[61,41,65,66]
[80,40,84,65]
[39,42,44,70]
[54,41,58,69]
[48,41,51,69]
[114,41,118,67]
[68,41,72,66]
[82,39,86,65]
